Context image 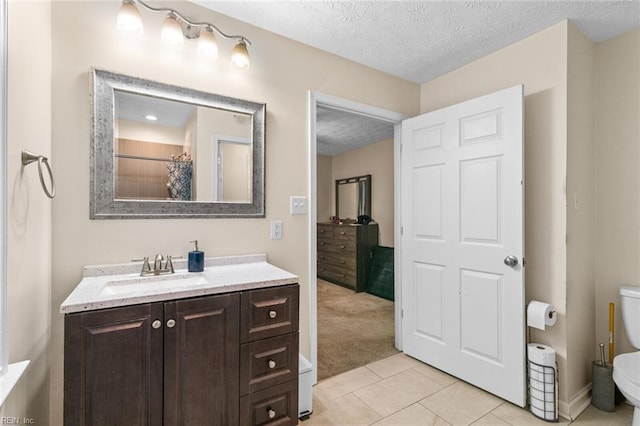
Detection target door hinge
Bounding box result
[401,309,404,319]
[522,257,526,267]
[401,226,403,236]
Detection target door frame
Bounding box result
[307,91,408,384]
[212,135,251,202]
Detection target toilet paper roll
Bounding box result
[528,343,556,368]
[527,301,557,330]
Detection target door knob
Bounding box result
[504,255,519,267]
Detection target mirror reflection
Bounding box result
[335,174,371,220]
[114,91,252,202]
[90,69,265,219]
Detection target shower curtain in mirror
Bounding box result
[167,155,192,200]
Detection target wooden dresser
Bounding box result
[317,223,379,292]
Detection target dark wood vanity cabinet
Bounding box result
[317,222,379,292]
[64,284,299,426]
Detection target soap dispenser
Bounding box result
[188,240,204,272]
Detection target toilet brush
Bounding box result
[609,302,615,363]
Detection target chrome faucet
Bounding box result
[135,254,177,276]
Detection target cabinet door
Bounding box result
[164,293,240,426]
[64,303,164,426]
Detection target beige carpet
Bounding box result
[317,279,399,381]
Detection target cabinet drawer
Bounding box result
[240,333,298,395]
[241,285,299,343]
[240,380,298,426]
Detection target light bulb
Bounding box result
[231,40,250,69]
[161,13,184,47]
[116,1,143,34]
[197,28,218,58]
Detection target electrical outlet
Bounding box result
[270,220,282,240]
[290,196,307,215]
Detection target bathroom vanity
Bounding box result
[61,255,299,426]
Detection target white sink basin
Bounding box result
[100,272,209,296]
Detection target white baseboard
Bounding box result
[559,383,592,421]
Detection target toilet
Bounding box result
[613,286,640,426]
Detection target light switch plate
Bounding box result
[290,196,307,215]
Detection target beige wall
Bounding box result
[331,138,394,247]
[566,24,596,402]
[195,107,251,201]
[48,1,419,423]
[118,118,186,145]
[421,21,571,407]
[594,28,640,358]
[0,1,52,422]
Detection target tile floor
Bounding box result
[302,353,633,425]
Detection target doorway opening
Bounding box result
[307,92,408,384]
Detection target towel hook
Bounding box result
[21,150,56,199]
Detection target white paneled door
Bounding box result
[401,86,525,406]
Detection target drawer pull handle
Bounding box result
[269,310,277,319]
[152,320,162,329]
[268,408,276,419]
[268,359,276,369]
[166,319,176,328]
[340,231,346,235]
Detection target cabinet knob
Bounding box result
[152,320,162,329]
[340,245,345,249]
[267,409,276,419]
[269,310,277,319]
[268,359,276,369]
[166,319,176,328]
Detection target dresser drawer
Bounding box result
[317,224,333,238]
[240,333,299,395]
[318,266,357,288]
[321,253,356,270]
[322,239,356,256]
[241,285,299,343]
[332,226,357,240]
[240,380,298,426]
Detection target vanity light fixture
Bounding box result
[116,0,251,68]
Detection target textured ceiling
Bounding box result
[316,106,394,155]
[193,0,639,155]
[195,0,640,84]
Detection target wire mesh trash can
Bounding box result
[528,359,558,421]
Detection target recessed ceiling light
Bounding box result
[145,114,158,121]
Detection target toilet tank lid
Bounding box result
[621,286,640,299]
